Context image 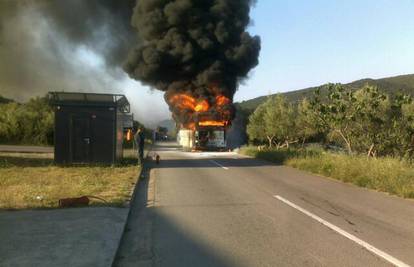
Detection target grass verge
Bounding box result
[0,152,140,210]
[240,146,414,199]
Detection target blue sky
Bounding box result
[235,0,414,101]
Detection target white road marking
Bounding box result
[209,160,229,170]
[274,195,410,267]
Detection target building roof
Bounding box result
[48,92,130,113]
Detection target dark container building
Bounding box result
[49,92,131,164]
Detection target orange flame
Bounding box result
[126,129,132,141]
[198,121,227,127]
[170,94,230,112]
[169,94,211,113]
[194,100,209,112]
[216,95,230,106]
[170,91,232,130]
[168,94,195,110]
[187,122,196,130]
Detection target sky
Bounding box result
[234,0,414,101]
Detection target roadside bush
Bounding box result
[240,145,323,164]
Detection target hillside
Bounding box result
[238,73,414,111]
[0,95,13,104]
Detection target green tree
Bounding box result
[296,98,322,146]
[263,95,297,148]
[400,98,414,157]
[0,96,54,145]
[309,84,358,153]
[247,102,268,145]
[387,94,414,158]
[310,84,398,156]
[247,95,298,148]
[0,102,20,142]
[350,86,389,156]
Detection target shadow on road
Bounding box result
[113,161,237,267]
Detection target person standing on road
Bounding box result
[134,127,145,165]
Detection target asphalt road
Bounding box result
[114,142,414,267]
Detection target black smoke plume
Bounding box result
[124,0,261,127]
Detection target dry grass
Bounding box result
[240,146,414,199]
[0,152,140,210]
[287,153,414,198]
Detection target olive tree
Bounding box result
[350,86,389,156]
[263,95,298,148]
[246,102,268,145]
[296,98,323,146]
[309,84,359,153]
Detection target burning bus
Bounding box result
[195,122,227,150]
[178,126,226,151]
[174,93,233,151]
[178,114,229,151]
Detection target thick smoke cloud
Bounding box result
[36,0,136,67]
[0,0,137,101]
[124,0,261,126]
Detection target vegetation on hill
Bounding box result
[0,95,13,104]
[238,73,414,111]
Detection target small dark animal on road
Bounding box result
[155,154,160,164]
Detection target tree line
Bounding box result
[0,96,54,145]
[247,84,414,158]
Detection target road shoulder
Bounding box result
[0,207,128,267]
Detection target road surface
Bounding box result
[114,142,414,267]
